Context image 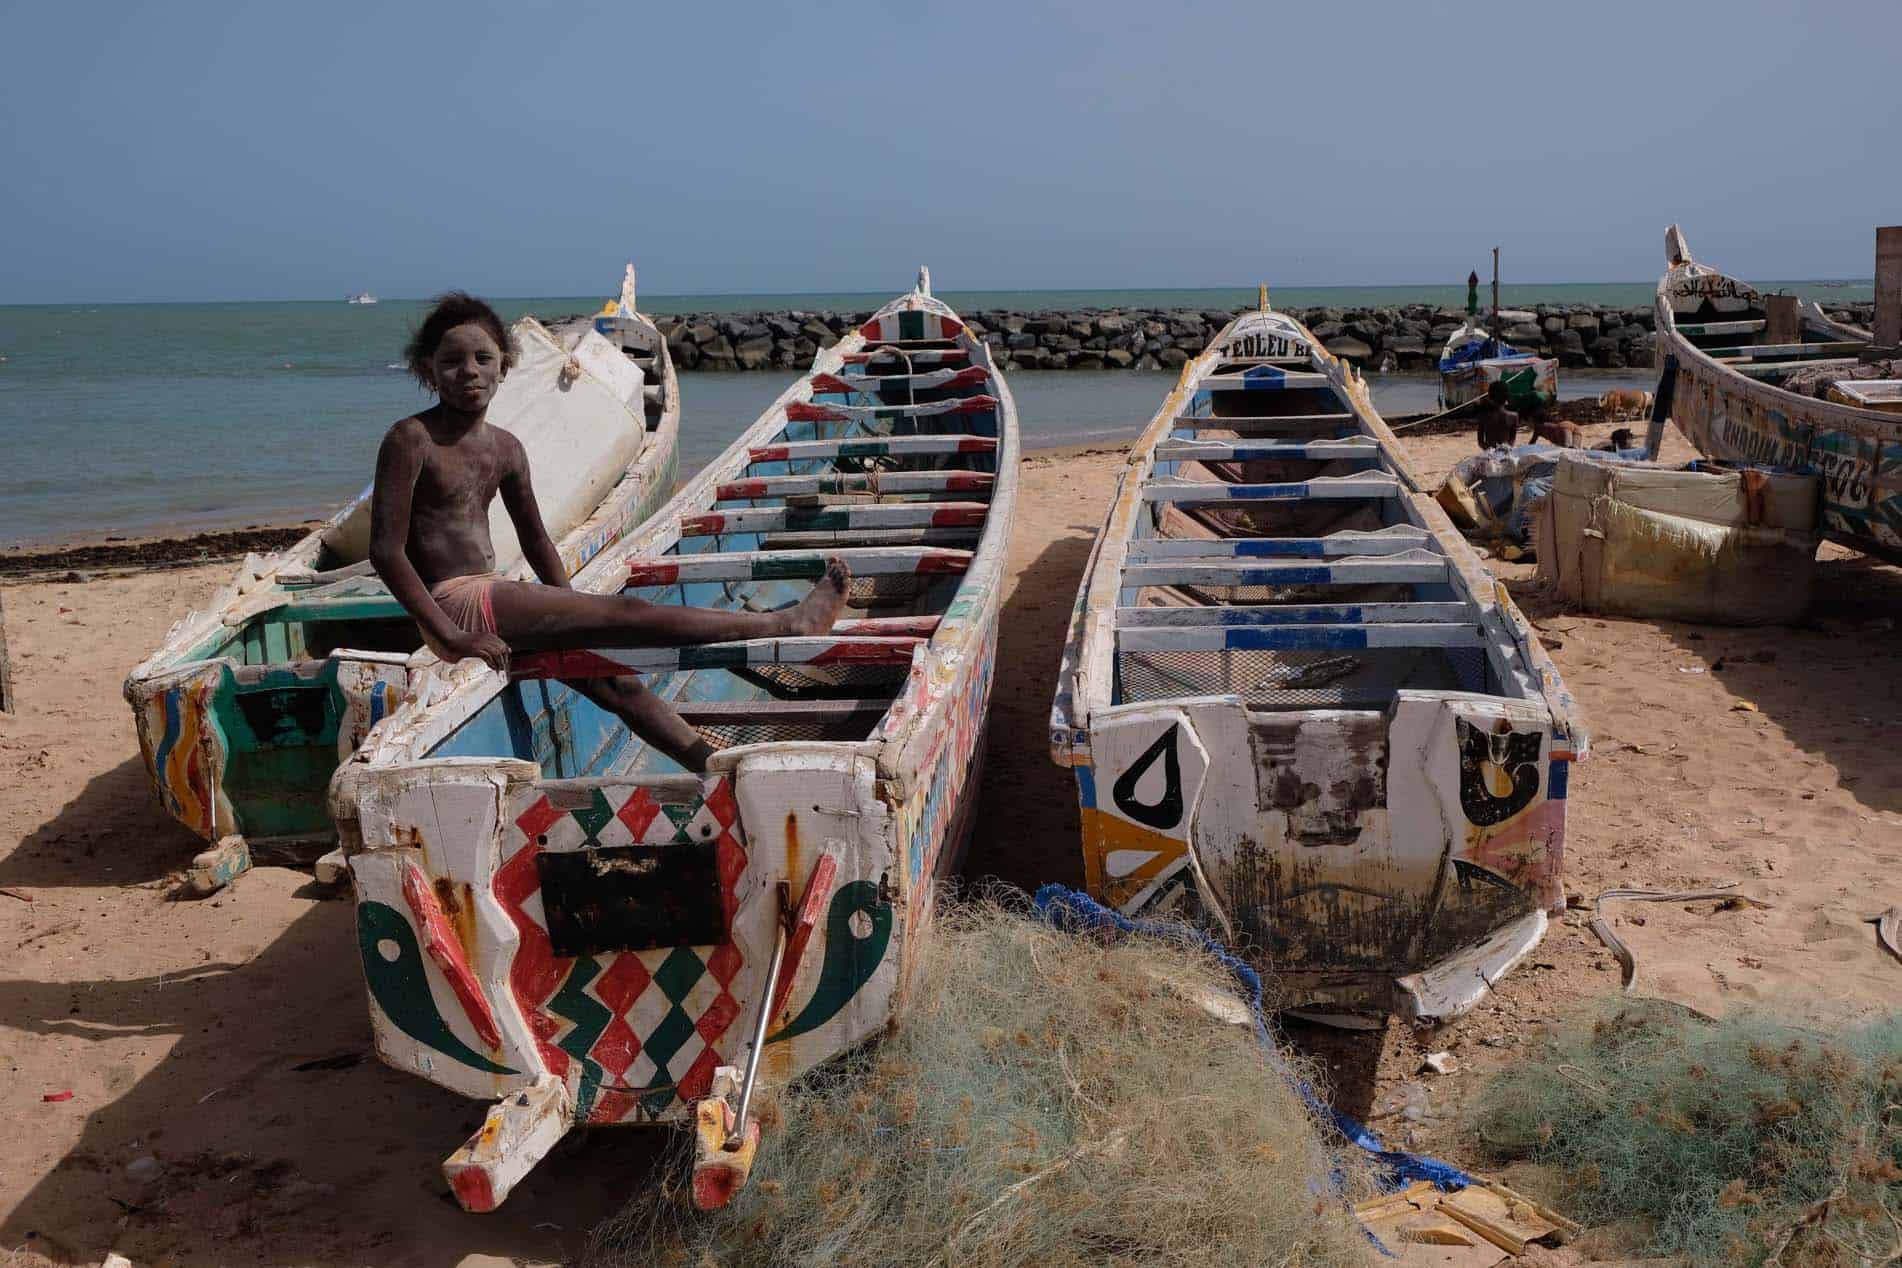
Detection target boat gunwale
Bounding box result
[1050,305,1584,762]
[340,285,1020,800]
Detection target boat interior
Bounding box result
[1668,275,1868,384]
[1112,345,1521,713]
[431,328,1005,779]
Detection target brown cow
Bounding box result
[1597,388,1654,421]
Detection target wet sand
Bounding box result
[3,427,1901,1266]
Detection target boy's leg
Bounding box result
[568,675,713,773]
[488,558,850,649]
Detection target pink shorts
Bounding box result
[425,573,502,661]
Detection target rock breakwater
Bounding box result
[646,301,1879,372]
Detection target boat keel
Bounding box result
[442,1075,575,1213]
[1395,909,1547,1023]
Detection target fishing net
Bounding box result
[1474,1000,1902,1266]
[587,897,1375,1267]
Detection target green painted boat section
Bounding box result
[212,660,351,839]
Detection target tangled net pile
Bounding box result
[588,900,1373,1267]
[1476,1001,1902,1266]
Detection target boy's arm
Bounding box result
[498,436,571,589]
[369,424,506,667]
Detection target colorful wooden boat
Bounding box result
[1438,318,1558,412]
[327,270,1017,1210]
[1655,224,1901,563]
[1050,295,1585,1023]
[124,267,680,892]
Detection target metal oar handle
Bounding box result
[726,880,792,1151]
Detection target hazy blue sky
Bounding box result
[2,0,1896,302]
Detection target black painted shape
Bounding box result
[1112,723,1184,830]
[536,841,725,956]
[1455,717,1542,826]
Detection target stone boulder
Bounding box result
[1324,335,1374,362]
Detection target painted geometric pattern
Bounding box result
[492,778,749,1124]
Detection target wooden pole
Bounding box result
[0,590,14,714]
[1874,226,1902,350]
[1491,246,1501,350]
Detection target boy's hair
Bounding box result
[405,291,516,389]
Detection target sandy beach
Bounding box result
[4,422,1901,1267]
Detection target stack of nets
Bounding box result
[589,900,1374,1267]
[1476,1000,1902,1266]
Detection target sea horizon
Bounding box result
[0,277,1878,313]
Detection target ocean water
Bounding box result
[0,283,1837,545]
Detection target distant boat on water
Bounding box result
[346,292,378,305]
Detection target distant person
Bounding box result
[1473,380,1520,449]
[1597,427,1639,453]
[369,291,850,772]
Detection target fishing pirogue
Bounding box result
[1655,224,1902,563]
[1050,294,1585,1022]
[328,271,1017,1210]
[124,268,680,893]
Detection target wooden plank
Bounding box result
[1676,319,1766,337]
[716,471,995,500]
[1140,473,1402,503]
[1125,527,1429,560]
[1175,412,1356,427]
[1731,357,1861,379]
[1153,438,1381,462]
[509,636,924,680]
[1116,601,1471,627]
[748,435,996,463]
[840,347,968,366]
[680,501,989,537]
[275,594,411,622]
[1121,552,1446,588]
[626,546,971,586]
[672,698,896,725]
[1117,622,1482,653]
[1197,373,1331,391]
[810,366,989,394]
[1708,340,1866,359]
[785,396,997,423]
[759,528,981,550]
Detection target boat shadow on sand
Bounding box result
[0,755,207,891]
[0,895,668,1266]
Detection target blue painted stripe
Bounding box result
[1074,764,1097,810]
[153,689,184,814]
[1231,539,1325,557]
[1548,758,1568,801]
[1228,566,1331,585]
[1223,627,1371,651]
[1242,365,1287,384]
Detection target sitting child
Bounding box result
[370,292,849,772]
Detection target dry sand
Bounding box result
[4,425,1901,1266]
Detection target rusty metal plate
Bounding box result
[535,843,725,956]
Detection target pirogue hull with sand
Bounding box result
[328,272,1017,1210]
[124,270,681,892]
[1655,224,1901,563]
[1051,299,1585,1022]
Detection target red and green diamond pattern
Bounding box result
[493,778,748,1124]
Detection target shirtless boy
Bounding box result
[1472,380,1520,449]
[370,292,850,773]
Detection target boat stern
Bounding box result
[1073,689,1567,1021]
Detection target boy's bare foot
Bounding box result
[782,557,852,636]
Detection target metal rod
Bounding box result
[726,880,791,1150]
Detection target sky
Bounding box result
[1,0,1897,303]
